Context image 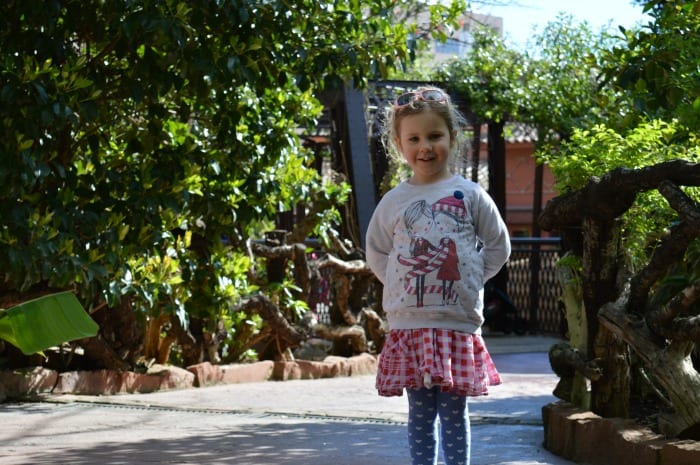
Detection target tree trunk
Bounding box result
[556,255,590,409]
[85,298,142,370]
[580,216,630,417]
[330,272,355,325]
[156,330,178,365]
[250,238,312,312]
[360,308,386,353]
[241,294,304,361]
[318,254,374,326]
[539,161,700,435]
[78,334,130,371]
[144,313,169,361]
[315,324,367,357]
[172,315,204,366]
[600,293,700,438]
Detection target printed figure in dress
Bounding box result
[401,200,437,307]
[432,192,467,305]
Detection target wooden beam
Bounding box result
[344,85,376,249]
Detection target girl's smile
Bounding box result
[395,110,455,185]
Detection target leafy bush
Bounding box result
[539,120,700,268]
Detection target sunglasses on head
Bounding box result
[393,89,448,109]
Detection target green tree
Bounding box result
[602,0,700,131]
[539,0,700,437]
[0,0,462,367]
[525,14,628,141]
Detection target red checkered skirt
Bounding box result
[376,328,501,397]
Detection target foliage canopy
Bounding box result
[0,0,462,361]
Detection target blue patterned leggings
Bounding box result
[406,387,470,465]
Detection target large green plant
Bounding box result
[0,292,98,355]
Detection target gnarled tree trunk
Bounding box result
[541,160,700,437]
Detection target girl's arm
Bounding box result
[474,188,511,281]
[365,204,393,284]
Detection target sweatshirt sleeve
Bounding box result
[364,201,393,285]
[473,186,511,281]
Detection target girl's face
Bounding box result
[395,110,454,185]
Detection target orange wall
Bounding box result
[505,141,556,237]
[475,141,557,237]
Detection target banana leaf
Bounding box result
[0,291,99,355]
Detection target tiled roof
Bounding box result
[504,122,538,144]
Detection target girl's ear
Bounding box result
[394,136,402,152]
[450,130,457,148]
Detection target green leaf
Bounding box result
[0,291,99,355]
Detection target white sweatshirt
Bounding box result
[365,175,511,333]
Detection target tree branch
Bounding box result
[238,294,304,350]
[549,342,603,381]
[659,180,700,224]
[539,160,700,231]
[648,279,700,343]
[250,241,312,302]
[318,254,373,275]
[629,221,698,313]
[634,181,700,317]
[668,313,700,343]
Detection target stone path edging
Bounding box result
[543,401,700,465]
[0,353,378,399]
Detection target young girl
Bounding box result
[365,86,511,465]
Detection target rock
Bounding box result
[1,354,376,398]
[187,361,224,387]
[542,401,700,465]
[53,366,194,395]
[662,440,700,465]
[54,369,127,395]
[0,367,57,399]
[293,338,333,361]
[220,361,274,384]
[146,364,195,390]
[273,361,303,381]
[345,353,378,375]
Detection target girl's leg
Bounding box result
[436,391,470,465]
[406,387,439,465]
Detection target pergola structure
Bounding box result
[295,81,561,334]
[314,80,508,252]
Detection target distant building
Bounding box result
[412,11,503,62]
[498,126,557,237]
[454,123,557,238]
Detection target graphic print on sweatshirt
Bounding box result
[396,190,467,308]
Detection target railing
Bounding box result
[275,232,566,335]
[505,237,564,336]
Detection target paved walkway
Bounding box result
[0,335,575,465]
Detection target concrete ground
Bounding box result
[0,334,575,465]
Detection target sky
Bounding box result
[475,0,652,49]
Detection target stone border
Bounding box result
[543,401,700,465]
[0,353,377,400]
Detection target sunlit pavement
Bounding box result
[0,335,575,465]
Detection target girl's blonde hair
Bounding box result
[381,86,467,165]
